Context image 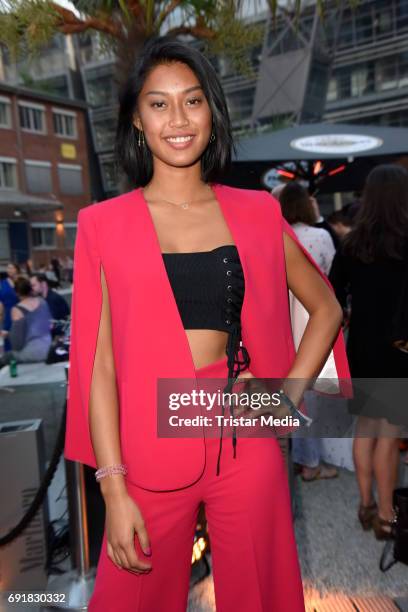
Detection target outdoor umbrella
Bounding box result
[228,122,408,193]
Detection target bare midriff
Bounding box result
[185,329,230,370]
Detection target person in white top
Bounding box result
[279,182,338,481]
[291,222,336,276]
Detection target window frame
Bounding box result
[24,159,53,194]
[0,96,12,129]
[52,107,78,139]
[0,156,18,190]
[57,163,84,195]
[18,101,47,134]
[63,221,78,248]
[31,222,57,250]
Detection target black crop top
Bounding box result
[162,245,250,382]
[162,244,251,476]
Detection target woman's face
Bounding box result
[7,263,17,277]
[133,61,213,170]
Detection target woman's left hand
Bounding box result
[231,371,271,419]
[231,371,295,421]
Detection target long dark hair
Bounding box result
[279,182,317,225]
[115,35,234,188]
[14,276,32,298]
[342,164,408,263]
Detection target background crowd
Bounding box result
[0,258,71,368]
[273,163,408,541]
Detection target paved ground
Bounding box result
[188,459,408,611]
[2,373,407,610]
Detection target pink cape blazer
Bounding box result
[64,183,351,491]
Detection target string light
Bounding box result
[328,164,346,176]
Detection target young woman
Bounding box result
[329,164,408,540]
[64,36,349,612]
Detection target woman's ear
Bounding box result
[133,115,142,131]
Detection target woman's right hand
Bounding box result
[104,490,152,574]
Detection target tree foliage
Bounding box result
[0,0,266,77]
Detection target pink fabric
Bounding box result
[88,357,305,612]
[64,184,350,491]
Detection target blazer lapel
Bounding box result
[132,184,255,378]
[132,187,197,378]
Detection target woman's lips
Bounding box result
[164,135,195,150]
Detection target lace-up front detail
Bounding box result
[162,244,251,474]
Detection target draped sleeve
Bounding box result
[268,195,351,395]
[64,207,103,468]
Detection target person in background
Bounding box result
[51,258,62,286]
[342,199,361,223]
[30,273,70,321]
[62,255,74,283]
[280,183,336,277]
[0,276,52,367]
[327,211,353,242]
[329,164,408,539]
[280,181,338,481]
[310,194,340,249]
[0,265,19,352]
[23,259,34,277]
[271,182,286,200]
[7,262,21,282]
[37,262,58,285]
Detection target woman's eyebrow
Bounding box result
[145,85,203,96]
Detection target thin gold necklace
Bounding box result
[143,191,213,210]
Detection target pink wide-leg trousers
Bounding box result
[88,356,305,612]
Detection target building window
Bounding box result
[31,223,56,249]
[57,163,84,195]
[327,77,338,102]
[18,102,46,133]
[351,66,369,97]
[0,157,17,189]
[52,108,77,138]
[0,97,12,128]
[64,223,77,248]
[398,51,408,88]
[376,56,398,91]
[24,160,52,193]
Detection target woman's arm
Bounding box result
[8,307,26,351]
[283,231,343,401]
[89,266,124,497]
[89,266,152,573]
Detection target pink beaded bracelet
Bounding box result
[95,463,127,482]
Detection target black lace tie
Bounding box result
[215,323,250,476]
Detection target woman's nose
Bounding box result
[169,103,189,127]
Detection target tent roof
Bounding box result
[233,123,408,162]
[0,191,63,212]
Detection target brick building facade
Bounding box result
[0,83,91,268]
